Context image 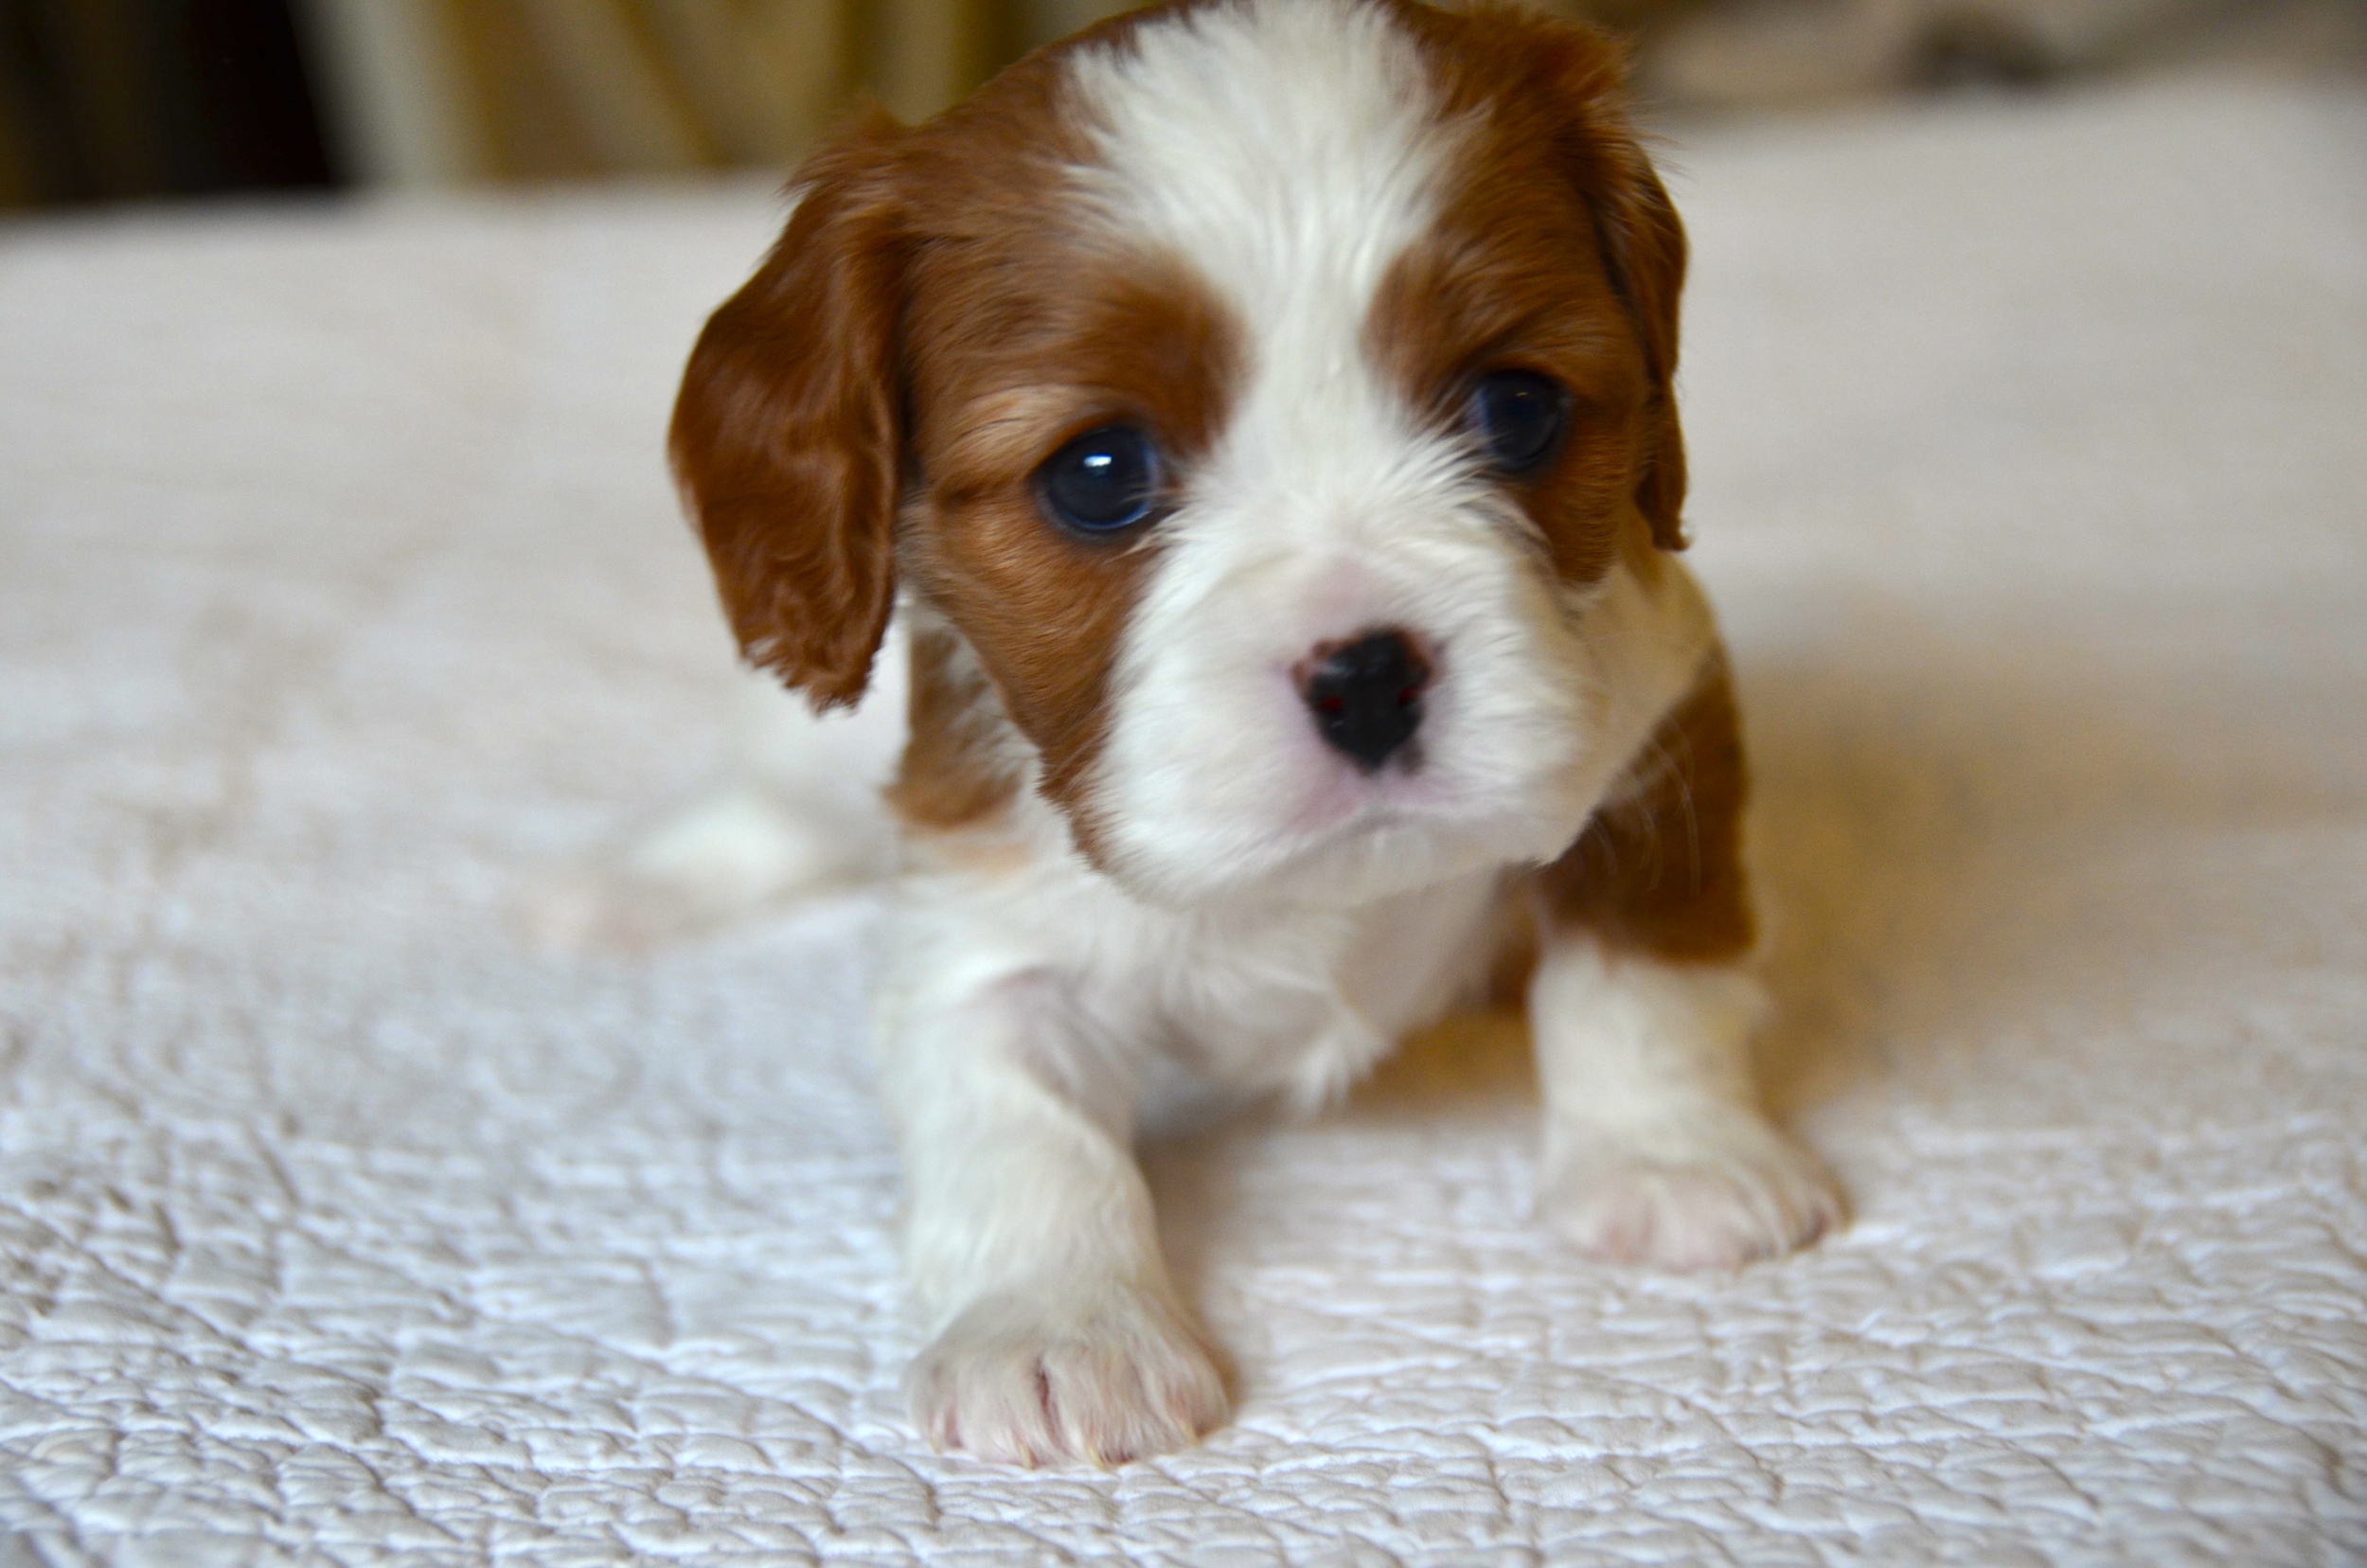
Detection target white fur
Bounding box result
[548,0,1840,1468]
[517,647,905,950]
[880,555,1805,1467]
[1065,0,1614,908]
[1530,936,1842,1271]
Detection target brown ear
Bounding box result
[1546,34,1691,552]
[669,112,909,710]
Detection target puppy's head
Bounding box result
[673,0,1691,909]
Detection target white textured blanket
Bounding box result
[3,72,2363,1566]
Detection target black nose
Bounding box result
[1300,629,1430,772]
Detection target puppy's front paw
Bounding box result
[908,1288,1227,1467]
[1541,1108,1842,1272]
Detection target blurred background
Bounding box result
[1,0,2358,208]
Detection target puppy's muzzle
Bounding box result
[1298,628,1431,773]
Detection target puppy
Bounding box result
[632,0,1842,1467]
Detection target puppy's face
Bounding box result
[675,0,1690,909]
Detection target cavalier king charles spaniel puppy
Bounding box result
[570,0,1842,1467]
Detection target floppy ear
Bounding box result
[669,112,909,710]
[1545,35,1691,552]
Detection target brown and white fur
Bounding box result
[564,0,1842,1468]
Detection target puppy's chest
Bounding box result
[899,845,1510,1097]
[1149,868,1509,1097]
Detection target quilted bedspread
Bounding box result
[4,70,2364,1566]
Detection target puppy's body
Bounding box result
[599,0,1842,1466]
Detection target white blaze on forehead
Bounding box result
[1056,0,1619,913]
[1061,0,1456,414]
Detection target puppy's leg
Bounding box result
[519,648,906,952]
[882,967,1224,1467]
[1531,941,1840,1270]
[1528,652,1842,1270]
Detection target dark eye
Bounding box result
[1038,425,1162,534]
[1466,370,1569,475]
